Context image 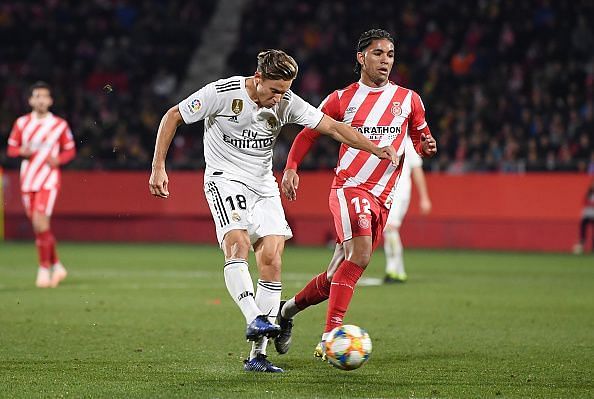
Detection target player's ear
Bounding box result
[254,71,262,85]
[356,52,365,68]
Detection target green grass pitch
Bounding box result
[1,242,593,398]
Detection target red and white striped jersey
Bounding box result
[286,81,432,208]
[7,113,75,192]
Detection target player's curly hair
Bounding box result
[354,29,394,75]
[257,49,298,81]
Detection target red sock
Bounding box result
[325,260,364,333]
[48,232,59,265]
[295,272,331,310]
[35,230,52,268]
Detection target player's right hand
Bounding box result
[376,145,399,166]
[20,147,34,159]
[149,167,169,198]
[281,169,299,201]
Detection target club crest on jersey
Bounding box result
[188,98,202,114]
[391,101,402,116]
[231,99,243,115]
[357,214,370,229]
[266,116,278,130]
[231,212,241,222]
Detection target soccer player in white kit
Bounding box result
[383,135,432,283]
[148,50,397,372]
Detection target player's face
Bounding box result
[29,88,53,114]
[358,39,395,86]
[255,74,293,108]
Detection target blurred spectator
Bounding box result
[1,0,592,173]
[0,0,216,170]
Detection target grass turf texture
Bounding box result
[0,242,592,398]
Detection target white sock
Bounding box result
[280,297,300,320]
[250,279,281,359]
[223,259,262,324]
[384,229,404,275]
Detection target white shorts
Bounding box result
[385,193,411,229]
[204,177,293,246]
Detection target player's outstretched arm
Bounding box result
[149,105,184,198]
[314,115,398,165]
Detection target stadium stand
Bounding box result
[0,0,592,173]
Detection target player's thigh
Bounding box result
[251,195,293,243]
[29,189,57,231]
[204,179,254,248]
[328,188,380,243]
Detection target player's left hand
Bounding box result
[47,156,60,167]
[149,167,169,198]
[421,133,437,157]
[376,145,399,166]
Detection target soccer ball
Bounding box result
[325,324,372,371]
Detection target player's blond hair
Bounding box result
[256,50,298,81]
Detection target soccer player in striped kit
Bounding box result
[149,50,397,372]
[276,29,437,357]
[7,81,76,288]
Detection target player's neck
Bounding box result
[32,110,50,119]
[359,75,389,89]
[245,77,261,107]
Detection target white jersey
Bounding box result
[386,136,423,227]
[179,76,324,196]
[393,135,423,200]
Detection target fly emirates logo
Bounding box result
[355,126,401,141]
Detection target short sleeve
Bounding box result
[284,91,324,129]
[178,82,222,124]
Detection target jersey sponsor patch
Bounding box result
[188,98,202,114]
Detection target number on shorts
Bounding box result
[351,197,371,214]
[225,195,247,210]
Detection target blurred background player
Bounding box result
[6,81,76,288]
[573,179,594,254]
[148,49,396,372]
[383,135,432,283]
[278,29,437,357]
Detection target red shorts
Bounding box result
[21,189,59,218]
[328,187,388,250]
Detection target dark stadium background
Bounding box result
[1,2,593,398]
[0,1,592,250]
